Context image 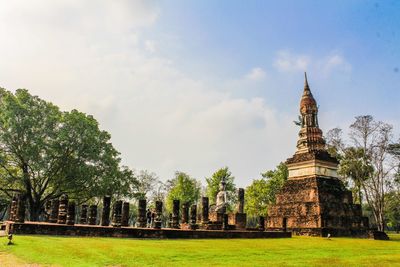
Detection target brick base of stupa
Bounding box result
[266,176,369,237]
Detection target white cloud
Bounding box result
[144,40,156,53]
[273,50,352,77]
[321,54,352,75]
[274,51,310,72]
[0,1,298,186]
[245,67,266,81]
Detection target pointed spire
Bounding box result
[300,72,317,115]
[304,72,310,90]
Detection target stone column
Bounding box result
[154,201,163,229]
[121,202,130,227]
[237,188,244,214]
[181,202,189,224]
[201,197,209,223]
[80,204,88,224]
[49,199,59,223]
[66,201,76,225]
[216,212,224,223]
[15,194,26,223]
[189,204,197,230]
[57,194,68,224]
[222,214,229,230]
[101,196,111,226]
[112,200,123,227]
[136,199,147,228]
[258,216,265,231]
[88,205,98,225]
[44,200,52,222]
[168,213,173,228]
[172,199,180,228]
[8,194,18,221]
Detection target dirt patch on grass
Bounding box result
[0,251,41,267]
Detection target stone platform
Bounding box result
[4,221,291,239]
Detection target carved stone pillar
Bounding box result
[88,205,98,225]
[15,194,26,223]
[136,199,147,228]
[121,202,130,227]
[80,204,88,224]
[57,194,68,224]
[8,194,18,221]
[66,201,76,225]
[216,212,224,223]
[154,201,163,229]
[44,200,52,222]
[182,202,189,224]
[172,199,180,228]
[168,213,173,228]
[112,200,122,227]
[222,214,229,230]
[258,216,265,231]
[237,188,244,214]
[101,196,111,226]
[201,197,209,223]
[189,204,197,230]
[49,199,59,223]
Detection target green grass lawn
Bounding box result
[1,234,400,266]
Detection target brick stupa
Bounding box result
[266,73,369,237]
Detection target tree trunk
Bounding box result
[0,208,7,221]
[22,163,43,221]
[29,201,42,221]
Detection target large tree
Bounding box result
[205,167,236,211]
[326,115,396,231]
[245,162,288,216]
[0,88,138,220]
[165,171,201,212]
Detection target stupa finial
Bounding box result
[304,72,309,89]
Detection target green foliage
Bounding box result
[385,192,400,231]
[338,147,374,205]
[245,162,288,216]
[0,191,8,220]
[0,88,138,220]
[205,167,236,210]
[166,171,201,212]
[389,143,400,184]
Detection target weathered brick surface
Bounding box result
[267,176,369,236]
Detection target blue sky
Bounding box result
[0,1,399,186]
[154,0,400,120]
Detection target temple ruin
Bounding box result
[2,186,290,239]
[266,73,369,237]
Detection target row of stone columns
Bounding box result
[43,195,131,227]
[45,195,240,230]
[7,190,262,231]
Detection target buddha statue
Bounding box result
[215,180,227,213]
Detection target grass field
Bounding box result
[0,234,399,266]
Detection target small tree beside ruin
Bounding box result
[326,115,397,231]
